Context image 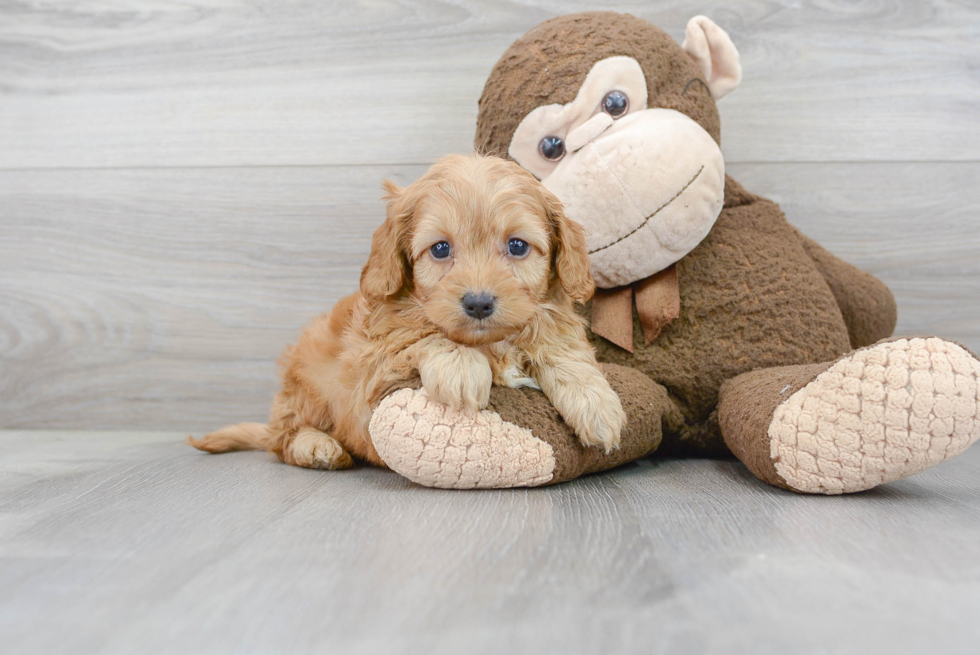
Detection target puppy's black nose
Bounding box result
[461,292,496,320]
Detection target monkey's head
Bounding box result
[475,12,741,288]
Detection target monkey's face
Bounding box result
[478,13,742,289]
[507,56,726,289]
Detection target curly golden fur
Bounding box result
[189,154,625,470]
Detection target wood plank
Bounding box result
[1,162,977,430]
[0,0,977,169]
[0,164,425,429]
[0,430,978,654]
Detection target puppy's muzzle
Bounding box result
[461,292,496,320]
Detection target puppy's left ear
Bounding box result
[361,180,411,300]
[544,187,594,304]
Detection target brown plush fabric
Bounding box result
[475,11,722,157]
[487,364,681,484]
[582,178,853,452]
[717,363,830,490]
[795,231,898,349]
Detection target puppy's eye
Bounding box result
[602,90,629,118]
[538,136,565,162]
[507,238,530,258]
[430,241,452,259]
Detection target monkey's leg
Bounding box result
[368,364,679,489]
[718,337,980,494]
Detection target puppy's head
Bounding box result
[361,154,593,346]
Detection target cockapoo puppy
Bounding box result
[189,154,625,470]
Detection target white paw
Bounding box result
[289,428,353,470]
[561,380,626,453]
[420,346,492,411]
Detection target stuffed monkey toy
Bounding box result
[368,12,980,493]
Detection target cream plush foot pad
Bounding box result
[369,388,556,489]
[770,338,980,494]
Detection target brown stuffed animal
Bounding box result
[368,12,980,493]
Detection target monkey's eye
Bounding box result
[430,241,452,259]
[538,136,565,162]
[602,90,629,118]
[507,238,530,258]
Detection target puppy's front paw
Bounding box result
[420,346,492,412]
[576,396,626,453]
[560,379,626,453]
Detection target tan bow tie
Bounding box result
[590,265,680,353]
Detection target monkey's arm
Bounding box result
[793,228,897,349]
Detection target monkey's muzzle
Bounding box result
[541,108,726,289]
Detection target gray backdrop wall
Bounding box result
[1,0,977,430]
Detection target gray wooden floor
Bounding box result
[1,430,978,654]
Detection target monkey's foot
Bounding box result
[369,365,671,489]
[369,387,555,489]
[721,338,980,494]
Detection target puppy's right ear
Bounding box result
[360,180,410,300]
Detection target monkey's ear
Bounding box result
[360,180,410,300]
[544,188,594,304]
[681,16,742,100]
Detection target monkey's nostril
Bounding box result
[461,292,496,320]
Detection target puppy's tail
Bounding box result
[187,423,274,454]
